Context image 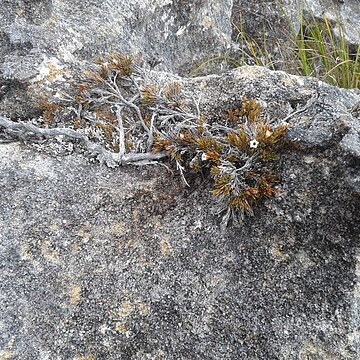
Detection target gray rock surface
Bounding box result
[0,0,360,359]
[0,0,233,118]
[233,0,360,44]
[1,65,360,359]
[301,0,360,46]
[1,0,359,118]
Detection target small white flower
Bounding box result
[201,153,208,161]
[249,139,259,149]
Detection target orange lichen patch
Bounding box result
[115,322,127,335]
[111,223,125,235]
[74,355,96,360]
[69,285,82,305]
[119,301,134,317]
[160,239,172,256]
[19,243,32,261]
[132,208,140,225]
[46,64,65,82]
[271,243,291,261]
[138,303,150,316]
[0,351,13,360]
[77,228,92,243]
[41,241,60,264]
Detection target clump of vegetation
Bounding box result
[1,54,290,226]
[153,98,288,224]
[194,5,360,89]
[38,54,196,157]
[49,55,290,224]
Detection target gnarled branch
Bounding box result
[0,116,166,167]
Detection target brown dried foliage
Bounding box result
[154,97,289,217]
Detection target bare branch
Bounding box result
[175,160,190,187]
[282,92,319,123]
[0,116,166,167]
[146,112,156,152]
[105,78,149,133]
[115,106,126,156]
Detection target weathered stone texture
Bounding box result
[0,1,360,359]
[1,65,360,358]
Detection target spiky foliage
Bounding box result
[153,98,289,225]
[38,54,154,153]
[37,96,63,125]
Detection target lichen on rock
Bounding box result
[0,1,360,359]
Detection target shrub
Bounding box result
[152,98,289,225]
[35,56,290,226]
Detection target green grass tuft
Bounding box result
[194,3,360,89]
[295,14,360,88]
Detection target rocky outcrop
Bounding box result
[1,0,359,118]
[0,0,233,118]
[1,65,360,359]
[232,0,360,73]
[0,1,359,359]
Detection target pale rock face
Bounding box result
[0,64,359,359]
[0,0,233,76]
[0,1,359,359]
[1,0,359,118]
[234,0,360,43]
[0,0,234,118]
[300,0,360,46]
